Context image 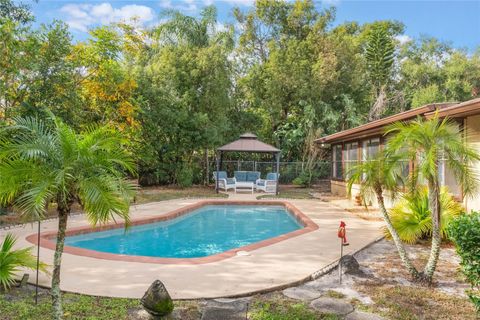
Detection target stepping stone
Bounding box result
[205,298,249,312]
[310,297,354,316]
[201,307,245,320]
[283,287,322,301]
[345,310,385,320]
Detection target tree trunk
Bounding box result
[51,205,70,320]
[368,86,387,121]
[423,177,441,283]
[376,188,420,279]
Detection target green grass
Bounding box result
[356,283,477,320]
[256,187,314,200]
[134,186,227,204]
[325,290,346,299]
[248,295,340,320]
[0,288,207,320]
[0,289,139,320]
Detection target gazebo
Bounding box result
[215,133,281,195]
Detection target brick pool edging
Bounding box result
[26,200,319,265]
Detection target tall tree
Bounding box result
[386,115,480,283]
[398,37,480,108]
[135,6,234,185]
[365,26,395,120]
[0,116,136,319]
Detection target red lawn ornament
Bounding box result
[338,221,349,246]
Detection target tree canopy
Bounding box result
[1,0,479,185]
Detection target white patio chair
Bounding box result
[256,173,279,193]
[213,171,236,192]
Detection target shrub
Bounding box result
[293,170,319,188]
[448,211,480,313]
[176,166,193,188]
[385,187,463,244]
[0,233,47,290]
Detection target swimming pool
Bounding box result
[64,204,303,259]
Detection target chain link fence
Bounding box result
[208,160,331,184]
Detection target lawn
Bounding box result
[0,186,227,227]
[3,240,475,320]
[257,185,315,200]
[133,186,228,204]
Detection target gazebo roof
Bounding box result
[217,133,280,153]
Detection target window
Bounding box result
[362,138,380,161]
[343,142,358,179]
[439,150,461,197]
[332,145,343,180]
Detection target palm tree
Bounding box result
[0,233,47,290]
[153,6,234,49]
[0,116,136,319]
[386,115,480,283]
[347,152,421,279]
[385,186,463,244]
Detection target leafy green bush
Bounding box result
[0,233,47,290]
[448,211,480,313]
[176,166,193,188]
[385,187,463,243]
[292,170,319,188]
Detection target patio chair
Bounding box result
[256,173,279,193]
[213,171,236,192]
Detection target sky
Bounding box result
[30,0,480,51]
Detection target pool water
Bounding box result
[65,205,303,258]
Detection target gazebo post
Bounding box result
[215,151,221,193]
[275,152,280,195]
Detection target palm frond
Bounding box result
[0,233,48,290]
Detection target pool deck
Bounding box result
[3,194,383,299]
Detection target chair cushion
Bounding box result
[266,172,279,181]
[256,180,266,186]
[234,171,247,182]
[214,171,227,179]
[226,178,236,185]
[247,171,260,182]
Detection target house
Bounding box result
[316,97,480,211]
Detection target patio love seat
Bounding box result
[256,173,279,193]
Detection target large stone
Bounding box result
[201,307,246,320]
[141,280,174,317]
[310,297,354,316]
[345,310,385,320]
[283,287,322,301]
[340,255,363,275]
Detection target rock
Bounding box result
[201,307,245,320]
[340,255,363,275]
[203,297,249,312]
[141,280,174,317]
[310,297,354,316]
[345,310,385,320]
[18,273,29,288]
[283,287,322,301]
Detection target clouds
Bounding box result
[60,3,155,32]
[59,0,256,34]
[395,34,412,45]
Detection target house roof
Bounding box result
[217,133,280,153]
[425,98,480,119]
[316,102,458,144]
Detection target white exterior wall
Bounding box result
[464,115,480,212]
[330,180,396,208]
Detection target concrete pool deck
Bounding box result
[3,195,383,299]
